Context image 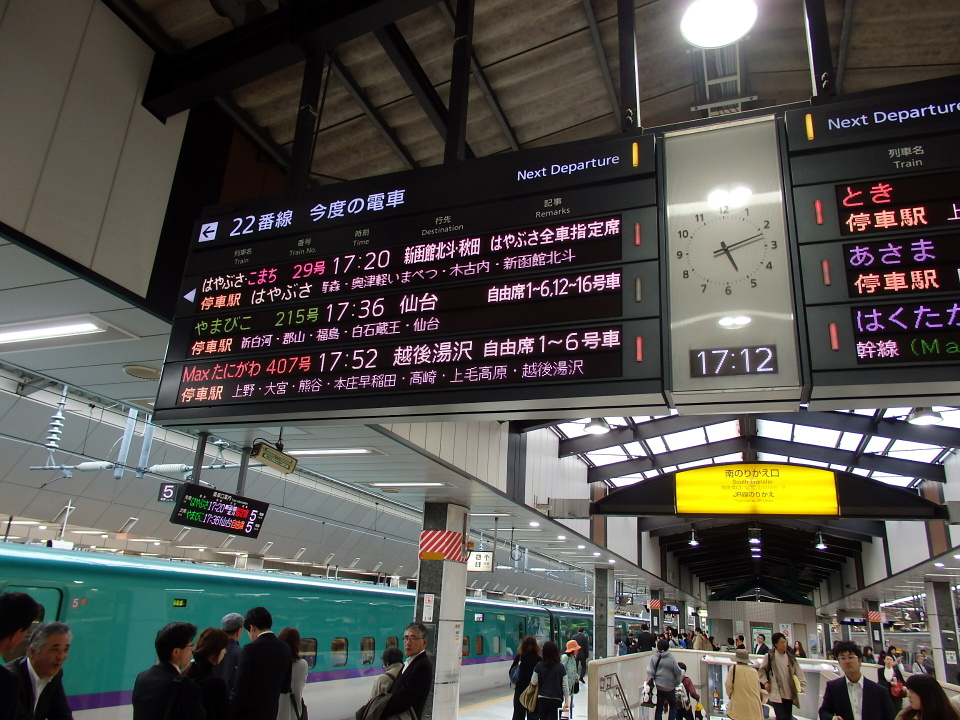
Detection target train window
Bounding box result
[474,636,483,656]
[361,637,376,665]
[300,638,318,670]
[462,636,470,657]
[385,636,398,649]
[493,635,501,654]
[331,637,348,667]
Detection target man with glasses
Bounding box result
[382,622,434,720]
[818,641,895,720]
[132,622,205,720]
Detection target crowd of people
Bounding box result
[0,591,435,720]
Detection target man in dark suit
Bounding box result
[571,627,591,681]
[132,622,205,720]
[230,607,292,720]
[0,592,40,720]
[383,622,434,720]
[8,622,73,720]
[754,634,770,655]
[212,612,244,691]
[818,641,896,720]
[637,624,657,652]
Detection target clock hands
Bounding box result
[712,232,764,271]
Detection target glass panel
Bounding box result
[300,638,317,670]
[462,636,470,657]
[360,636,376,665]
[331,637,348,667]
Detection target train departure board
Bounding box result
[154,134,664,425]
[170,483,269,538]
[787,75,960,402]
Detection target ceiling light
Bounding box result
[578,545,586,549]
[680,0,758,49]
[750,546,761,554]
[0,319,104,344]
[593,552,601,557]
[529,521,540,527]
[935,562,945,568]
[122,365,161,380]
[689,531,699,547]
[608,559,616,564]
[584,418,611,435]
[748,527,761,545]
[907,408,943,425]
[470,513,512,517]
[288,448,378,456]
[815,533,828,551]
[557,535,566,540]
[369,482,445,487]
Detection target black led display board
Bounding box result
[154,133,664,425]
[786,75,960,402]
[169,483,269,538]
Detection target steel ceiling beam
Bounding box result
[587,437,748,482]
[437,1,519,151]
[331,56,417,170]
[142,0,440,120]
[582,0,620,121]
[760,411,960,448]
[375,22,475,159]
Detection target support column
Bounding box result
[924,579,960,682]
[616,0,640,131]
[818,619,833,658]
[864,600,885,656]
[677,601,688,635]
[595,567,616,660]
[649,588,663,635]
[416,502,470,720]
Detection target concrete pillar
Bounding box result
[595,567,616,659]
[650,588,663,634]
[864,600,885,655]
[924,579,960,682]
[416,502,470,720]
[818,620,833,658]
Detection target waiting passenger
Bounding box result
[370,646,403,700]
[562,640,580,717]
[529,640,570,720]
[817,641,895,720]
[725,648,763,720]
[509,635,540,720]
[275,628,307,720]
[132,622,206,720]
[382,621,434,720]
[9,621,73,720]
[571,627,590,681]
[184,627,232,720]
[231,607,292,720]
[212,613,245,691]
[0,592,40,720]
[676,662,700,720]
[647,638,683,720]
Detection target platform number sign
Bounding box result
[158,482,177,503]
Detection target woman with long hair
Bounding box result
[878,653,908,710]
[509,635,541,720]
[792,641,805,658]
[530,640,570,720]
[183,627,232,720]
[276,627,308,720]
[897,672,960,720]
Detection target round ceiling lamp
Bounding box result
[680,0,758,49]
[123,364,161,380]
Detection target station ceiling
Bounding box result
[1,0,959,609]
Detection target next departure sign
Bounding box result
[170,483,269,538]
[154,134,663,425]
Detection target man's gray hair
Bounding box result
[29,622,71,650]
[405,621,429,640]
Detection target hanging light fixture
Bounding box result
[815,533,828,551]
[689,531,699,547]
[907,407,943,426]
[748,527,761,545]
[680,0,758,49]
[584,418,611,435]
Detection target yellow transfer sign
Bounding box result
[675,463,839,515]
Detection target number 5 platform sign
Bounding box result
[170,483,269,538]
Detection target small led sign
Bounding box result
[851,298,960,364]
[675,464,839,516]
[170,483,269,538]
[842,233,960,298]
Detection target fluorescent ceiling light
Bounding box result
[471,513,512,517]
[584,418,611,435]
[907,408,943,425]
[370,482,445,487]
[288,448,380,456]
[680,0,758,49]
[0,320,104,344]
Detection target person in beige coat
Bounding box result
[725,648,764,720]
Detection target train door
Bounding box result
[0,584,63,662]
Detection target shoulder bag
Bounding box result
[290,693,308,720]
[641,655,661,707]
[509,658,521,685]
[519,682,538,712]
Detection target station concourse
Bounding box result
[1,2,960,719]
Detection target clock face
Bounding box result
[676,209,779,293]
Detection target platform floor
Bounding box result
[459,686,588,720]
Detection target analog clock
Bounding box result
[663,116,801,403]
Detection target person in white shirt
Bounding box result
[817,641,895,720]
[8,622,73,720]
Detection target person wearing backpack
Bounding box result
[647,639,683,720]
[509,635,541,720]
[676,662,700,720]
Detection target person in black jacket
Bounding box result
[212,613,244,692]
[0,592,39,720]
[530,640,570,719]
[509,635,541,720]
[184,628,232,720]
[132,622,206,720]
[817,641,895,720]
[230,607,292,720]
[571,628,590,681]
[637,624,657,652]
[382,622,434,720]
[8,622,73,720]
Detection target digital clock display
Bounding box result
[690,345,779,377]
[170,483,269,538]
